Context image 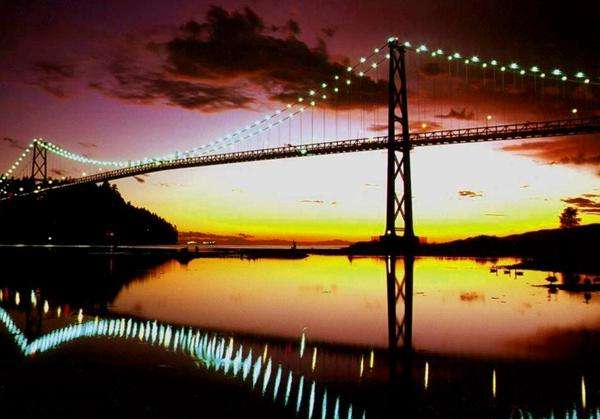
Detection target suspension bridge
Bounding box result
[1,39,599,247]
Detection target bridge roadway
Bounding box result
[40,116,600,189]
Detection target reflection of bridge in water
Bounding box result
[0,255,594,418]
[0,255,412,419]
[0,300,367,419]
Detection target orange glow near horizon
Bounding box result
[110,140,600,242]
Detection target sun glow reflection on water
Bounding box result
[110,256,600,359]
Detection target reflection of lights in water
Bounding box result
[321,390,328,419]
[492,369,496,398]
[312,347,318,371]
[334,396,340,419]
[243,350,252,380]
[263,344,268,363]
[262,359,272,394]
[424,362,429,390]
[359,355,364,378]
[273,365,282,401]
[300,330,306,358]
[233,347,242,376]
[308,381,316,418]
[77,309,83,323]
[369,350,374,369]
[285,371,293,406]
[0,306,366,419]
[581,376,586,409]
[224,339,234,374]
[15,292,20,306]
[57,306,61,317]
[296,375,304,413]
[31,291,37,307]
[0,290,3,301]
[43,300,49,314]
[252,356,262,387]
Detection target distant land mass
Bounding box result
[422,223,600,273]
[348,223,600,273]
[0,180,178,244]
[179,231,351,247]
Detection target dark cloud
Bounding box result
[30,61,76,98]
[133,176,145,183]
[458,190,483,198]
[419,62,444,78]
[501,135,600,176]
[321,27,337,38]
[561,196,600,214]
[436,108,475,120]
[1,137,24,149]
[50,168,67,176]
[77,141,97,149]
[162,6,386,110]
[284,19,301,36]
[90,57,254,112]
[238,233,253,238]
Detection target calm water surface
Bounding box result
[0,253,598,418]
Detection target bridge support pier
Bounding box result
[381,39,417,251]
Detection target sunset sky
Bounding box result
[1,0,598,242]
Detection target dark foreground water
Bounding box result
[0,253,598,418]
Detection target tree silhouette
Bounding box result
[0,178,178,244]
[559,207,581,228]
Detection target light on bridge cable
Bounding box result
[2,36,595,182]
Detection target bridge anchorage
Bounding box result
[381,39,418,251]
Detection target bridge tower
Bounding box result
[31,140,47,184]
[382,39,417,249]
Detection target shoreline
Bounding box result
[0,244,598,275]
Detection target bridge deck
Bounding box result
[16,117,600,192]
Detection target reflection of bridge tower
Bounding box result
[386,254,414,360]
[385,254,416,417]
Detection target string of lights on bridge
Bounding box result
[0,35,597,194]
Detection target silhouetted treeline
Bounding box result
[0,180,177,244]
[422,224,600,272]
